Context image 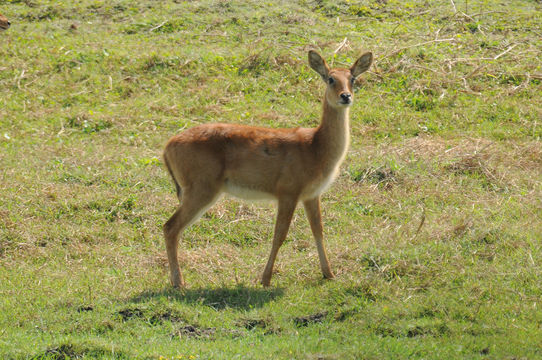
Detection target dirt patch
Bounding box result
[173,325,216,339]
[76,305,94,313]
[33,344,79,360]
[374,322,450,338]
[238,318,281,335]
[117,307,145,321]
[117,307,185,325]
[31,343,131,360]
[240,318,268,330]
[293,311,328,327]
[406,323,450,337]
[149,310,184,325]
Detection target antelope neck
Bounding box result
[313,98,351,169]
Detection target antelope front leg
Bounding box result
[262,196,298,287]
[303,197,334,279]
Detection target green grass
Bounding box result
[1,0,541,358]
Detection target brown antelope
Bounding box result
[163,50,373,288]
[0,13,10,31]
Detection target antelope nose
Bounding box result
[340,93,351,102]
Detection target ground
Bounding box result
[0,0,541,359]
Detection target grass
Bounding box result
[0,0,541,358]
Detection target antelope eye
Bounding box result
[350,76,356,84]
[327,77,335,85]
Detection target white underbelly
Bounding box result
[222,167,340,202]
[223,182,277,201]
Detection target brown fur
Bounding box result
[163,50,373,288]
[0,13,10,31]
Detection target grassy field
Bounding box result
[1,0,541,358]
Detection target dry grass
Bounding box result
[0,0,541,359]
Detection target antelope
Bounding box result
[0,13,10,31]
[163,50,373,288]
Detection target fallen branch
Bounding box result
[445,44,519,65]
[385,38,456,59]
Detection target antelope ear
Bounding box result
[308,50,330,81]
[350,52,373,79]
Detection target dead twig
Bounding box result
[508,73,531,95]
[449,0,457,13]
[16,69,25,90]
[461,78,481,95]
[464,64,487,79]
[411,205,426,240]
[494,44,517,60]
[149,20,167,32]
[330,38,349,66]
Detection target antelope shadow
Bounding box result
[127,284,284,310]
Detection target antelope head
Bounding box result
[0,13,10,31]
[309,50,373,109]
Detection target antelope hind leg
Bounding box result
[163,186,221,288]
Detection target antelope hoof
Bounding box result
[172,281,186,289]
[171,275,185,289]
